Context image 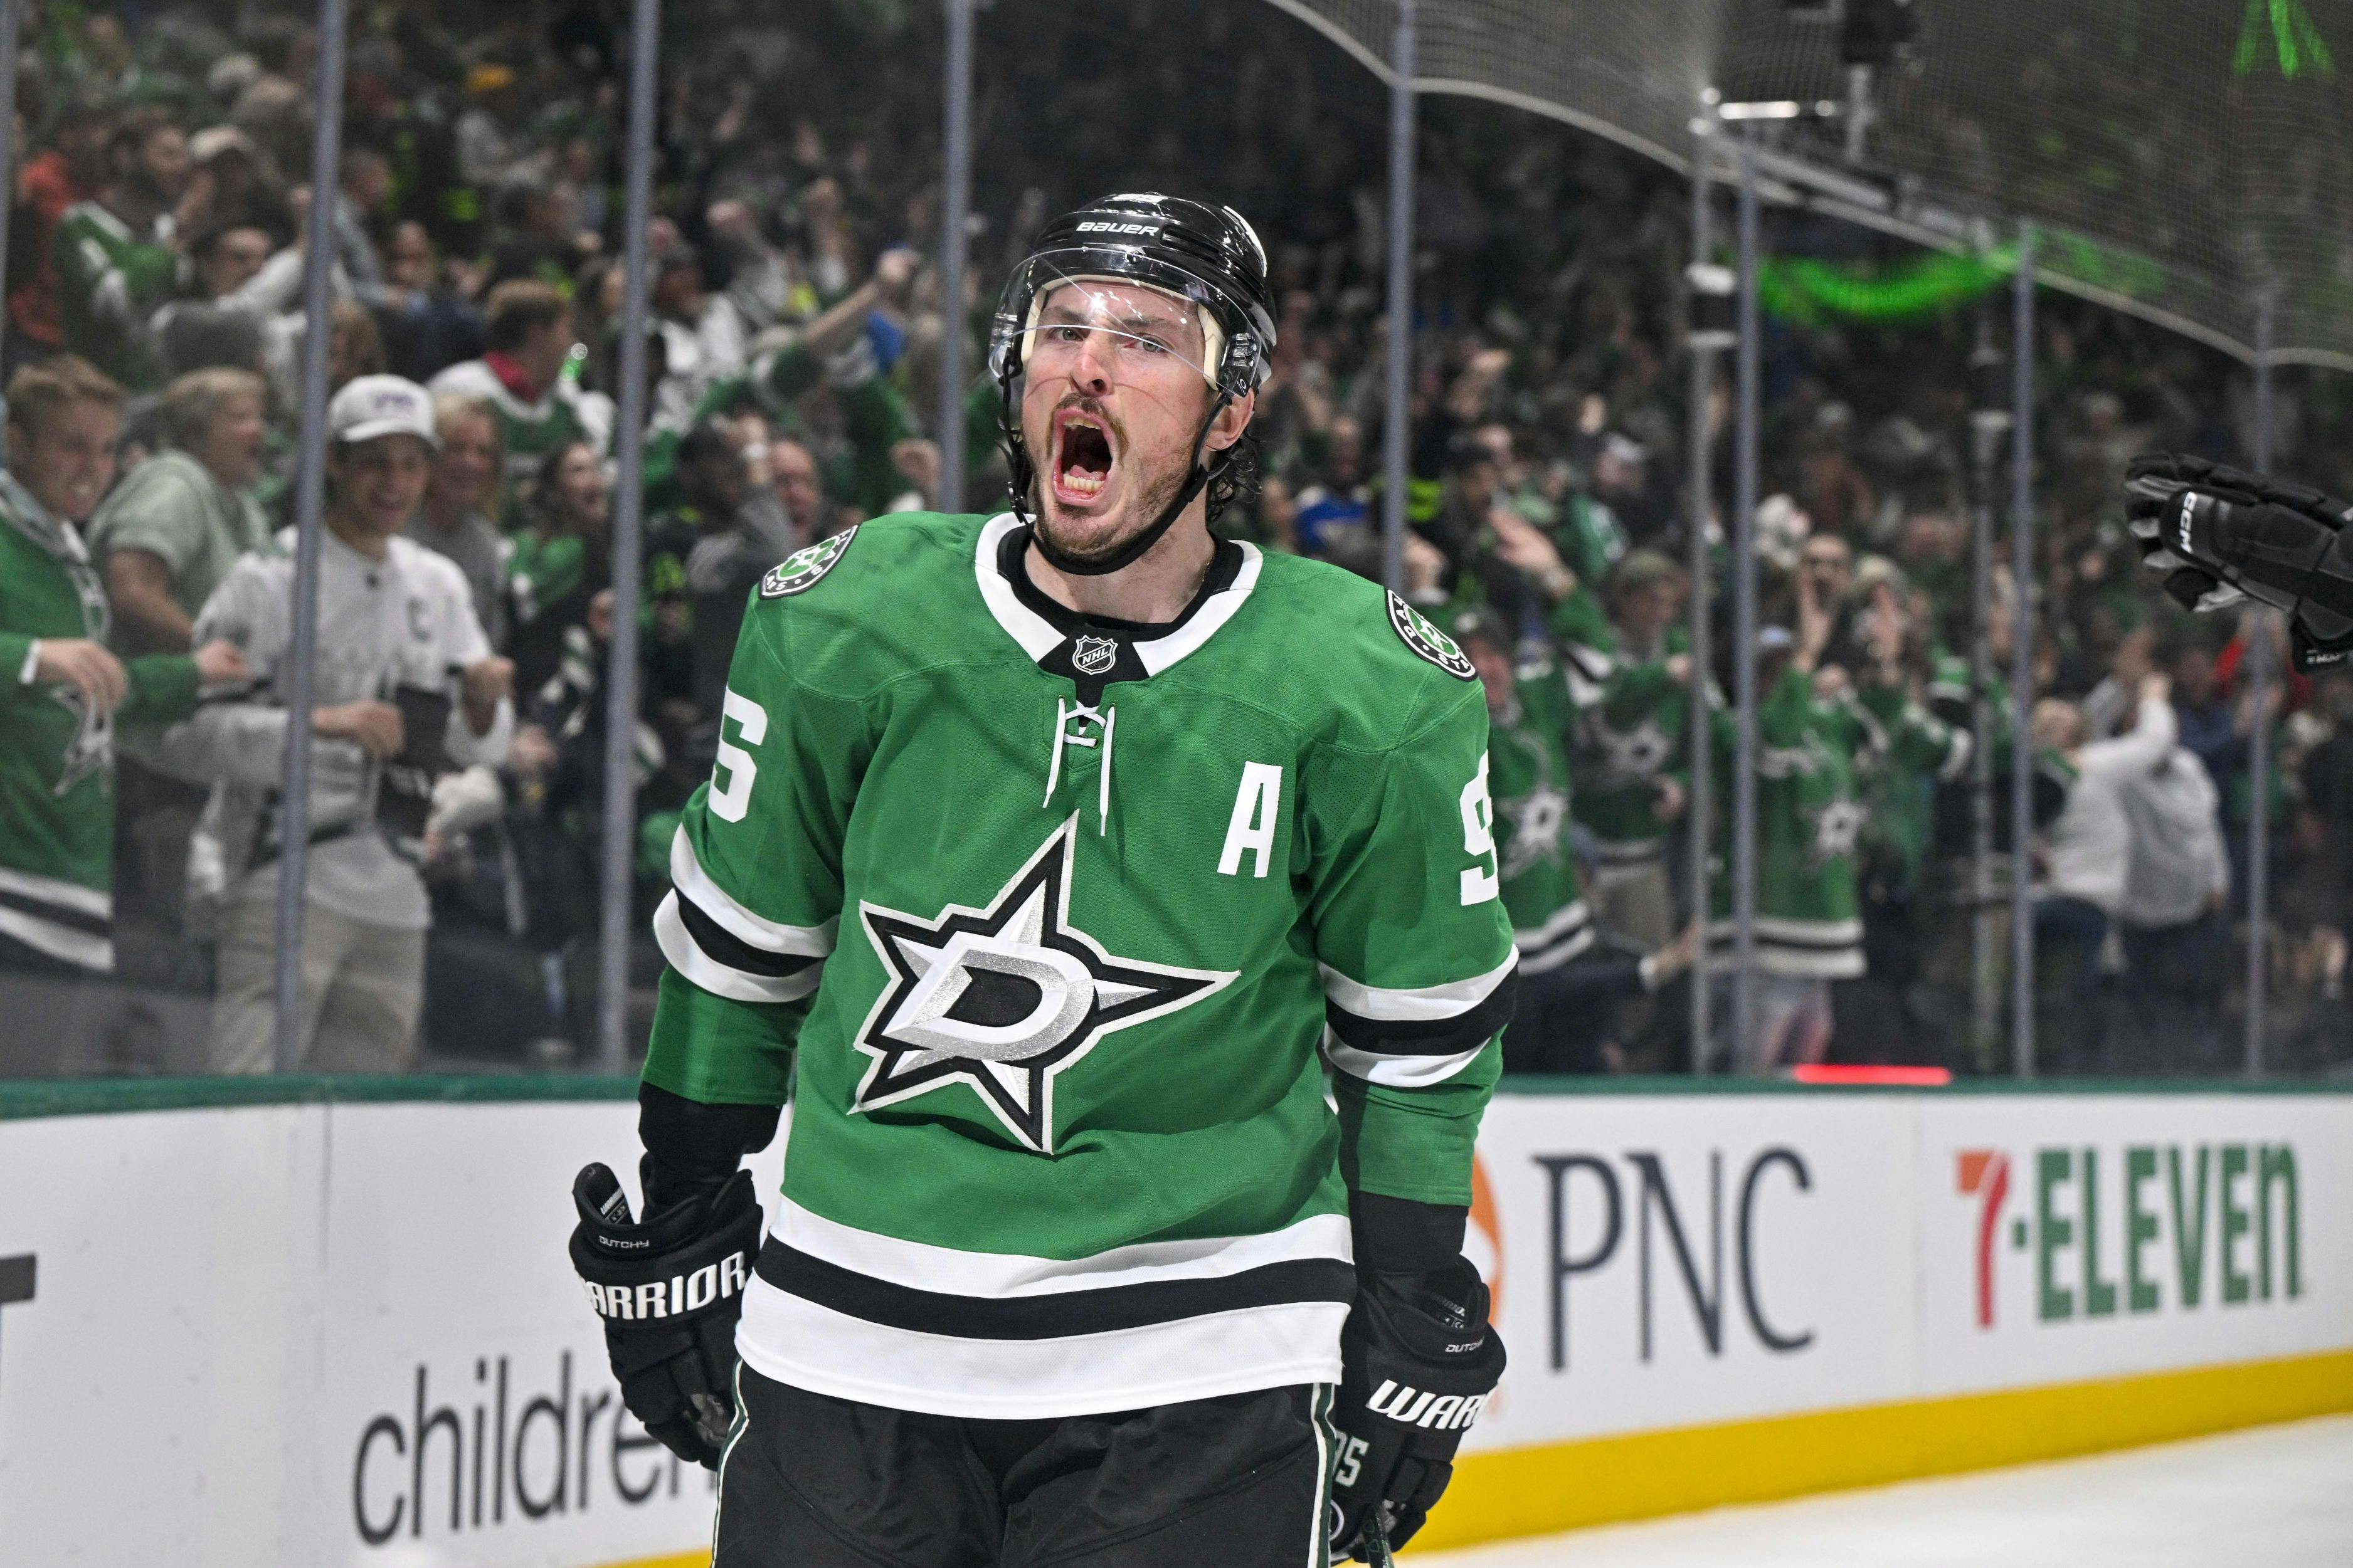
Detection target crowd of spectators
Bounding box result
[0,0,2346,1077]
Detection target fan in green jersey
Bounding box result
[1452,608,1698,1076]
[427,282,615,495]
[53,108,195,394]
[571,196,1513,1567]
[0,357,245,977]
[1708,571,1962,1073]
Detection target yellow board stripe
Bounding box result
[590,1349,2353,1568]
[1416,1347,2353,1552]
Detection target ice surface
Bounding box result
[1415,1415,2353,1566]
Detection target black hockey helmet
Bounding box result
[991,192,1277,574]
[990,192,1277,399]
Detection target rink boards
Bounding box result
[0,1077,2347,1565]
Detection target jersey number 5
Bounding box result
[1459,753,1500,906]
[709,688,768,823]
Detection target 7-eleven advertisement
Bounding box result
[1918,1096,2352,1394]
[1456,1090,2353,1454]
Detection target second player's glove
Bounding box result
[1328,1258,1506,1564]
[2125,453,2353,668]
[569,1162,763,1467]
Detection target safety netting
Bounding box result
[1276,0,2353,368]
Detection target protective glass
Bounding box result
[991,250,1232,394]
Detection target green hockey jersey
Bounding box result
[0,472,199,968]
[53,201,179,391]
[1574,653,1694,876]
[644,512,1517,1418]
[1486,656,1592,974]
[1709,668,1963,977]
[426,358,616,490]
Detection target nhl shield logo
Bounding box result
[1386,591,1478,681]
[1072,635,1119,676]
[760,525,860,598]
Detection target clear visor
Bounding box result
[993,250,1230,392]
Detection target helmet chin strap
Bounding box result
[1028,392,1234,579]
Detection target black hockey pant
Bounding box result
[712,1365,1335,1567]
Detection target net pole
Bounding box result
[1685,125,1716,1074]
[936,0,974,509]
[0,1,21,392]
[270,0,351,1071]
[597,0,662,1071]
[1969,309,2001,1071]
[1730,130,1761,1071]
[2245,295,2275,1078]
[1380,0,1416,594]
[2009,227,2038,1080]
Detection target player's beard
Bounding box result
[1030,446,1195,569]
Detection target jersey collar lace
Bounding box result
[972,513,1265,834]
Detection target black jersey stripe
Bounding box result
[1323,967,1518,1057]
[1706,926,1860,953]
[677,892,822,980]
[0,887,112,939]
[756,1239,1356,1341]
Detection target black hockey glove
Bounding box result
[2125,453,2353,669]
[1328,1258,1506,1564]
[569,1162,762,1467]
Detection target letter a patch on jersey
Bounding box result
[761,525,859,597]
[850,817,1236,1152]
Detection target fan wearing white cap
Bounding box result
[154,373,517,1073]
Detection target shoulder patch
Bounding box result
[1385,591,1477,681]
[761,525,860,598]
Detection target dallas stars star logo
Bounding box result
[1592,716,1673,786]
[851,816,1235,1152]
[1806,797,1868,866]
[46,687,111,797]
[1498,783,1568,880]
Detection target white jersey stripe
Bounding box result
[771,1199,1351,1301]
[1318,947,1517,1022]
[0,905,111,971]
[0,865,111,918]
[736,1278,1346,1421]
[654,893,822,1005]
[1322,1033,1493,1088]
[669,827,835,957]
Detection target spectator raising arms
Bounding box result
[157,376,512,1071]
[0,357,243,975]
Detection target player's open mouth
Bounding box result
[1050,408,1118,507]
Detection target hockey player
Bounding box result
[0,355,245,974]
[571,195,1512,1566]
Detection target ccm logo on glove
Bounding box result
[581,1253,749,1321]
